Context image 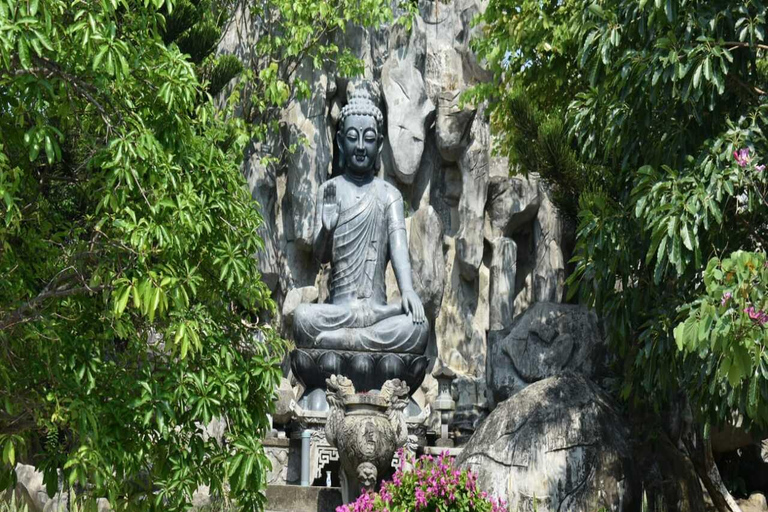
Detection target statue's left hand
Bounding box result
[401,290,425,324]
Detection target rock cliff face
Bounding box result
[218,0,569,424]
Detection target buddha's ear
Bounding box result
[337,129,345,168]
[375,134,384,172]
[336,129,344,153]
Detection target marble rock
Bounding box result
[283,62,333,251]
[738,493,768,512]
[242,139,280,290]
[381,18,435,184]
[534,194,566,303]
[433,237,489,376]
[272,377,297,426]
[408,206,446,320]
[489,237,517,332]
[14,464,47,512]
[435,90,476,162]
[487,302,605,406]
[457,373,639,512]
[456,118,490,281]
[281,286,320,331]
[484,173,540,239]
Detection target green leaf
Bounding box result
[681,223,693,251]
[18,38,30,69]
[3,440,15,466]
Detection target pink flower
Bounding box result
[757,164,766,172]
[734,148,751,167]
[721,292,732,306]
[414,488,427,509]
[743,305,768,326]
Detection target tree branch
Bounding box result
[0,285,107,332]
[721,41,768,52]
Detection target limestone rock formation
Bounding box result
[218,0,573,432]
[456,118,489,281]
[408,206,446,320]
[281,286,319,332]
[436,90,475,161]
[489,237,516,331]
[487,302,605,406]
[738,493,768,512]
[457,373,640,512]
[283,64,333,251]
[381,19,435,184]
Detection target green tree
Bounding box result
[0,0,396,509]
[472,1,767,508]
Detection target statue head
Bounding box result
[337,88,384,176]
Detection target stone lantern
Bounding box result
[432,365,456,447]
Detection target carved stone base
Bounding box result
[291,348,428,393]
[324,376,410,503]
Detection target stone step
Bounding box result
[265,485,342,512]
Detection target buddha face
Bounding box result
[340,114,380,176]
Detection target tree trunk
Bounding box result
[683,427,742,512]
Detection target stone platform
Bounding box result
[265,485,342,512]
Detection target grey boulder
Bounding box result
[457,373,639,512]
[487,302,605,406]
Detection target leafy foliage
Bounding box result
[336,450,507,512]
[0,0,405,508]
[675,251,768,426]
[471,0,768,430]
[221,0,405,145]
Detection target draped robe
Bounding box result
[293,176,428,353]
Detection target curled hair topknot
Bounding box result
[339,88,384,133]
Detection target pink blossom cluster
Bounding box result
[743,305,768,326]
[336,450,507,512]
[734,147,766,172]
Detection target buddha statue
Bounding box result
[290,86,430,399]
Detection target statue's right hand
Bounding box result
[322,183,340,231]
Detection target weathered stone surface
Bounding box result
[434,237,489,376]
[281,286,319,332]
[457,373,640,512]
[14,464,47,512]
[489,237,516,331]
[381,19,435,184]
[484,174,540,239]
[738,493,768,512]
[452,375,489,442]
[409,206,446,319]
[534,194,566,302]
[435,90,475,161]
[487,302,605,406]
[456,118,489,281]
[266,485,342,512]
[273,377,297,426]
[283,63,333,251]
[242,140,280,290]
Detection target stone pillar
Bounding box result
[300,430,312,486]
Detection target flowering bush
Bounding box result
[674,250,768,427]
[337,450,506,512]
